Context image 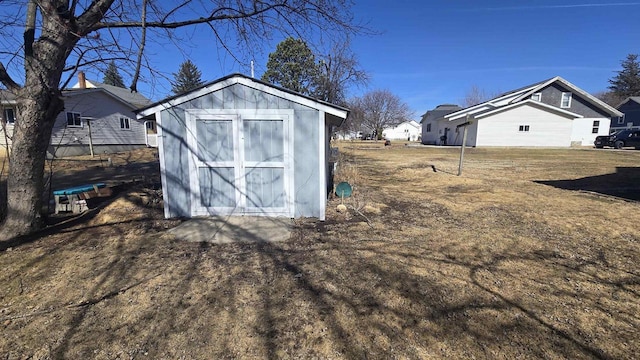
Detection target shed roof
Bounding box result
[135,73,349,124]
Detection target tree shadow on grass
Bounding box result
[535,166,640,201]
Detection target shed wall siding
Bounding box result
[475,105,573,147]
[160,83,321,219]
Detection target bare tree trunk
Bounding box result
[1,92,63,240]
[0,1,73,241]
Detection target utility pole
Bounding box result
[457,114,471,176]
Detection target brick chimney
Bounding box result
[78,71,86,89]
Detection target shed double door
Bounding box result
[187,110,294,217]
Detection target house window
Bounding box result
[426,123,431,132]
[146,121,155,131]
[3,108,15,125]
[592,120,600,134]
[120,117,131,130]
[617,115,625,125]
[531,93,542,102]
[66,112,82,127]
[519,125,530,132]
[561,92,572,108]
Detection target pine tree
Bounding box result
[608,54,640,98]
[171,60,204,94]
[261,37,318,95]
[103,60,125,87]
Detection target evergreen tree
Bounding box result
[103,60,125,87]
[261,37,318,95]
[608,54,640,98]
[171,60,204,94]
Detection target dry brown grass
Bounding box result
[1,143,639,359]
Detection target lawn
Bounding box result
[1,144,639,359]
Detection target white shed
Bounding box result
[135,73,348,220]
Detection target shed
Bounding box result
[135,73,348,221]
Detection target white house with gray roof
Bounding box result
[439,76,622,147]
[420,104,463,145]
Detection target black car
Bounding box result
[594,129,640,149]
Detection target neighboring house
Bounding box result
[0,90,18,149]
[420,104,462,145]
[382,120,421,141]
[135,73,349,221]
[0,72,155,157]
[334,130,362,140]
[612,97,640,132]
[440,76,622,147]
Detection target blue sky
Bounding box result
[82,0,640,120]
[346,0,640,117]
[55,1,640,118]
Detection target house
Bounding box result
[433,77,623,147]
[382,120,421,141]
[612,97,640,132]
[420,104,463,145]
[0,90,18,148]
[0,72,154,157]
[135,73,349,220]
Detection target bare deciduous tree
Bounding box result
[314,38,368,106]
[461,85,499,107]
[0,0,364,240]
[348,90,412,140]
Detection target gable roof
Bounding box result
[617,96,640,108]
[62,87,148,111]
[135,73,350,122]
[446,76,623,121]
[420,104,462,123]
[71,79,152,108]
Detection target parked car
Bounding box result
[594,129,640,149]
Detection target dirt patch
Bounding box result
[1,145,640,359]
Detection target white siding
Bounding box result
[571,118,610,146]
[383,121,421,141]
[475,104,574,147]
[446,118,478,147]
[422,120,440,144]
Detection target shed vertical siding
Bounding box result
[160,83,322,219]
[475,105,573,147]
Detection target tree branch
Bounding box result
[91,3,283,31]
[130,0,147,92]
[0,62,21,91]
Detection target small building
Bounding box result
[441,76,622,147]
[612,97,640,132]
[382,120,421,141]
[420,104,463,145]
[135,73,348,220]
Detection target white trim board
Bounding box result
[137,75,349,120]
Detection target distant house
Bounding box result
[420,104,462,145]
[0,72,154,157]
[382,120,421,141]
[612,97,640,132]
[135,73,348,220]
[439,76,622,147]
